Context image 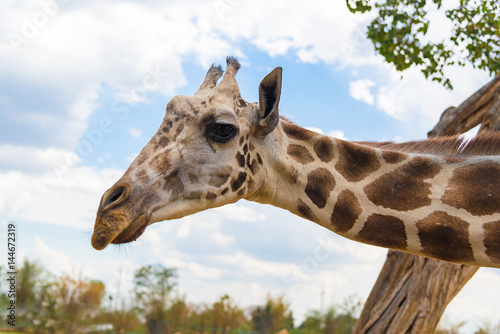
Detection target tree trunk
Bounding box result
[354,73,500,334]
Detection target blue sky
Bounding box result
[1,0,499,330]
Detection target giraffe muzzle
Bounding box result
[92,183,151,250]
[92,211,151,250]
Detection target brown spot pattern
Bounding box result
[248,159,259,175]
[221,187,229,195]
[257,153,263,165]
[416,211,474,262]
[136,169,149,183]
[206,192,217,200]
[330,190,361,233]
[208,166,232,187]
[305,168,336,209]
[164,120,173,132]
[442,162,500,216]
[382,150,408,164]
[282,122,315,141]
[188,172,198,184]
[163,172,185,201]
[357,214,407,250]
[231,172,247,192]
[236,152,246,168]
[187,191,202,200]
[314,137,335,163]
[287,144,315,164]
[484,221,500,263]
[151,150,172,173]
[136,152,148,165]
[297,199,318,221]
[155,135,170,149]
[335,141,381,182]
[364,157,442,211]
[173,123,184,140]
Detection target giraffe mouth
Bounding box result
[92,212,150,250]
[111,213,150,245]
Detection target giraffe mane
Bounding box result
[355,133,500,157]
[278,116,500,157]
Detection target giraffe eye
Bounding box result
[206,121,237,143]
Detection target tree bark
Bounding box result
[354,73,500,334]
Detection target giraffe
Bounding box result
[92,57,500,268]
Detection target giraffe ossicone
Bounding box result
[92,57,500,269]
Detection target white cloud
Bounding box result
[32,237,75,275]
[305,127,324,134]
[129,127,142,139]
[349,79,376,105]
[0,159,123,229]
[374,64,490,126]
[0,0,234,151]
[443,269,500,333]
[303,128,347,140]
[208,0,377,67]
[1,0,489,152]
[212,202,266,222]
[327,130,347,140]
[376,85,406,120]
[0,144,79,174]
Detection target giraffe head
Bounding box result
[92,58,282,250]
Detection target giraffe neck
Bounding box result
[257,120,500,268]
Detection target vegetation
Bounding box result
[1,258,496,334]
[346,0,500,89]
[250,295,293,334]
[0,259,359,334]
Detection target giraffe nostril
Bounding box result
[103,184,127,208]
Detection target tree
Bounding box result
[299,296,362,334]
[165,295,192,333]
[133,264,177,334]
[13,259,54,329]
[346,0,500,89]
[352,75,500,334]
[208,294,247,333]
[250,295,293,334]
[345,2,500,332]
[50,275,106,334]
[101,307,142,334]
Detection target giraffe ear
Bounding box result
[257,67,282,136]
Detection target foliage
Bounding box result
[473,318,500,334]
[50,275,106,334]
[97,306,142,333]
[435,319,467,334]
[346,0,500,89]
[11,259,54,329]
[3,258,498,334]
[250,295,294,334]
[133,263,177,334]
[298,295,362,334]
[195,294,248,333]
